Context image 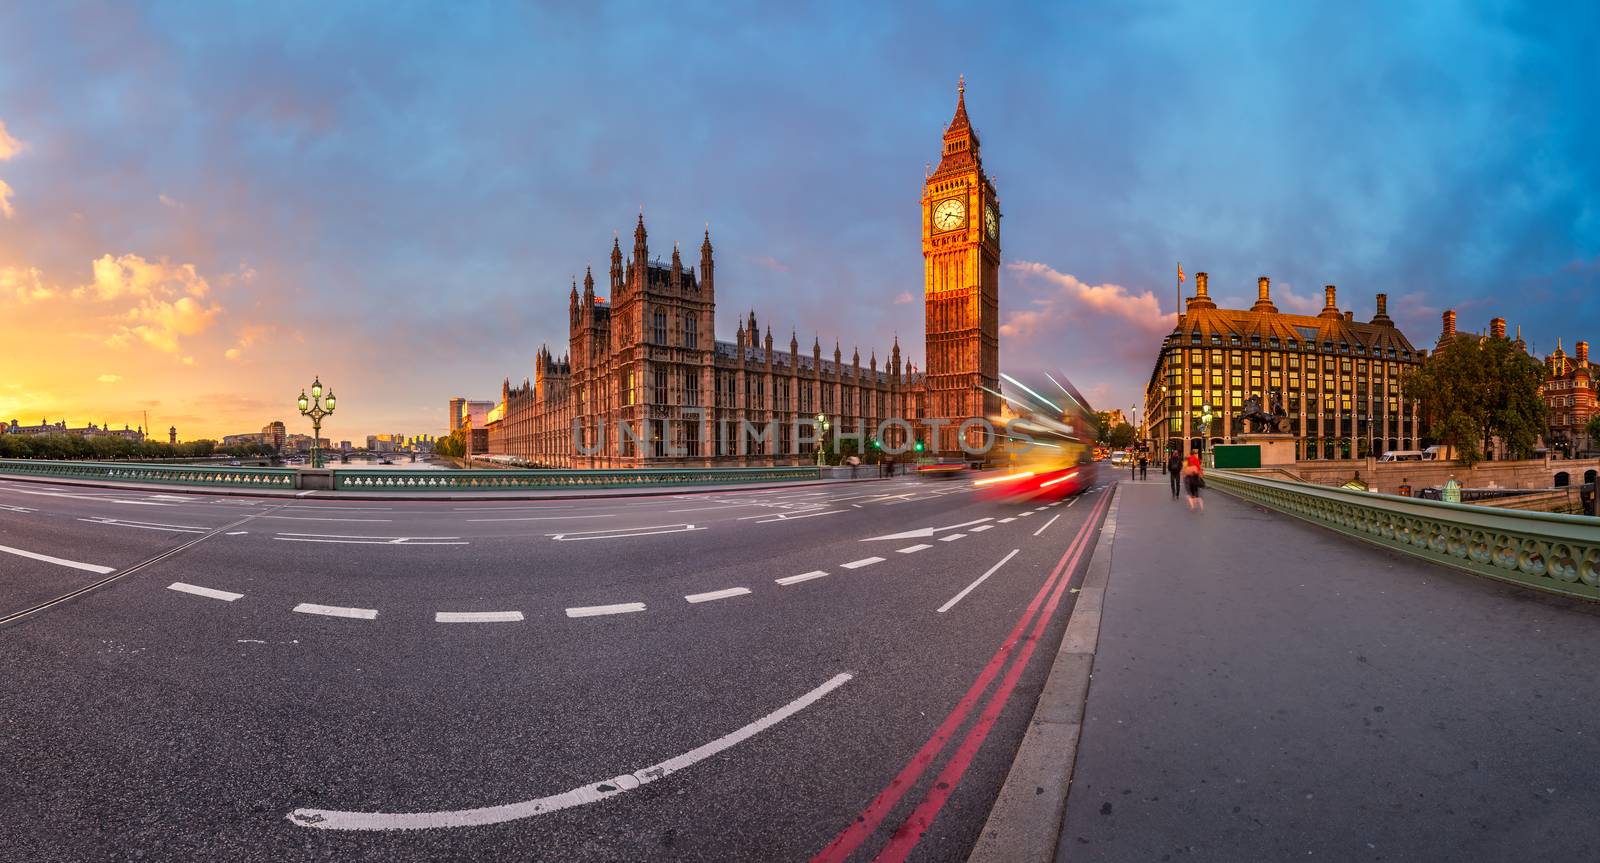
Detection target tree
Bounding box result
[1403,333,1548,466]
[1586,415,1600,457]
[1093,411,1115,445]
[1107,422,1136,449]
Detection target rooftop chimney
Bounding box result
[1318,284,1341,319]
[1442,309,1457,340]
[1250,276,1278,313]
[1490,317,1506,339]
[1188,272,1216,310]
[1344,310,1354,323]
[1371,293,1393,326]
[1579,341,1591,365]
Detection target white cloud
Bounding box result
[1002,261,1175,343]
[159,193,182,208]
[78,253,222,356]
[894,291,915,305]
[0,120,20,160]
[97,374,121,383]
[0,179,13,219]
[0,266,54,302]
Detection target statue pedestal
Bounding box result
[1235,433,1298,466]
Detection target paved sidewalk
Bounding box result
[1057,481,1600,861]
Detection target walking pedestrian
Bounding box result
[1183,452,1205,512]
[1167,450,1183,498]
[1138,455,1149,481]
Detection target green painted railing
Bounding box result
[0,458,296,488]
[1208,470,1600,601]
[332,466,822,491]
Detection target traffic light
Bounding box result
[913,440,925,453]
[869,438,880,449]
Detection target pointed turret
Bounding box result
[609,235,623,295]
[933,75,982,175]
[699,225,714,297]
[670,242,683,290]
[790,330,799,355]
[632,209,649,288]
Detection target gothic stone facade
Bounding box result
[485,83,999,468]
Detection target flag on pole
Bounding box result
[1177,262,1185,283]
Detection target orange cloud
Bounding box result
[0,179,13,219]
[74,253,223,357]
[1002,261,1175,342]
[0,120,20,160]
[1,266,55,303]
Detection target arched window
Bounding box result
[1555,472,1570,487]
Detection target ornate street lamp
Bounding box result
[297,376,336,469]
[815,412,830,467]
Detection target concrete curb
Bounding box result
[0,471,890,502]
[967,484,1120,863]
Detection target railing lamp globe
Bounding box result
[297,392,309,412]
[311,378,323,399]
[325,391,336,411]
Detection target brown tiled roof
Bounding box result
[1175,306,1420,356]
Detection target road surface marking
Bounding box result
[997,517,1016,524]
[0,543,116,574]
[466,514,614,522]
[685,587,752,604]
[0,487,172,506]
[264,515,394,523]
[565,602,646,617]
[0,504,36,513]
[225,531,248,535]
[1033,514,1061,536]
[274,533,468,546]
[860,517,993,542]
[939,534,966,542]
[1067,498,1079,508]
[294,603,378,620]
[287,672,854,831]
[1018,511,1034,517]
[148,494,199,501]
[775,570,829,586]
[548,524,702,541]
[78,516,208,534]
[167,582,243,602]
[896,544,932,554]
[969,525,994,532]
[435,611,524,623]
[937,549,1021,614]
[668,504,757,513]
[754,509,842,524]
[840,557,884,569]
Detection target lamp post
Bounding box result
[815,412,830,467]
[297,376,336,469]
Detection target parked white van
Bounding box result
[1378,450,1424,462]
[1422,445,1452,461]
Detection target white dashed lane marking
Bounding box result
[685,587,752,604]
[939,533,966,542]
[969,524,993,532]
[167,582,243,602]
[293,603,379,620]
[775,570,828,586]
[998,517,1016,524]
[840,557,884,570]
[0,543,115,574]
[565,602,647,618]
[435,611,524,623]
[897,544,932,554]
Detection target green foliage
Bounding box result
[1403,334,1548,466]
[1108,422,1136,449]
[1587,415,1600,454]
[1093,411,1115,445]
[0,433,244,461]
[434,429,467,458]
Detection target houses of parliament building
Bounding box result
[470,81,1001,468]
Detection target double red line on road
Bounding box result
[812,490,1113,863]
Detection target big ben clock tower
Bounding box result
[923,76,1001,455]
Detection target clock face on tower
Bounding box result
[933,197,965,232]
[984,203,998,240]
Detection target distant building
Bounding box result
[4,419,146,441]
[169,426,177,445]
[448,397,467,433]
[1144,277,1424,460]
[1542,338,1596,457]
[221,433,264,448]
[261,420,287,451]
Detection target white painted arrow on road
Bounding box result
[859,517,993,542]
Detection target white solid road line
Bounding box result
[467,514,614,522]
[775,570,829,586]
[896,544,932,554]
[273,533,468,546]
[264,515,395,523]
[0,543,116,574]
[168,582,244,602]
[668,504,757,513]
[685,587,752,604]
[937,548,1022,614]
[225,531,248,536]
[1068,498,1079,507]
[565,602,647,617]
[78,517,208,534]
[288,671,854,831]
[840,556,884,569]
[754,509,843,524]
[1033,513,1062,536]
[548,523,701,541]
[294,603,378,620]
[939,533,966,542]
[435,611,525,623]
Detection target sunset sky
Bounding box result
[2,3,1597,441]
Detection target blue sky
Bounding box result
[1,1,1596,437]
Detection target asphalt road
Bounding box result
[0,473,1112,862]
